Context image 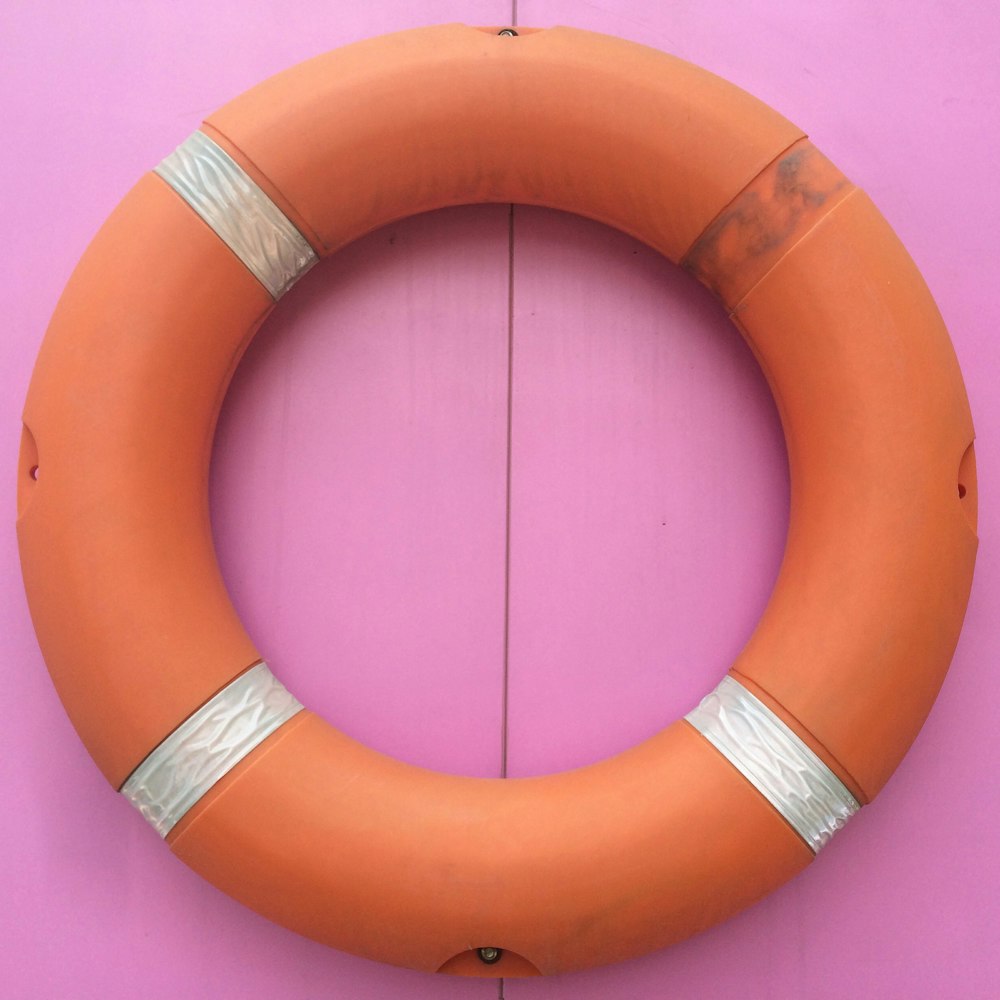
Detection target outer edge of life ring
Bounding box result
[17,24,978,978]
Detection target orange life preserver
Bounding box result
[17,24,977,977]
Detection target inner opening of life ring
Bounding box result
[208,203,790,780]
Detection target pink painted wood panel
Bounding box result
[505,206,787,777]
[3,2,999,998]
[2,4,511,999]
[212,204,511,778]
[505,3,1000,999]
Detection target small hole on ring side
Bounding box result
[958,482,966,499]
[29,465,39,481]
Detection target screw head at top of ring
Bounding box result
[498,28,518,37]
[477,946,503,964]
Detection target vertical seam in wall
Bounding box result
[500,13,517,998]
[501,201,515,783]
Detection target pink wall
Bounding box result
[3,2,997,997]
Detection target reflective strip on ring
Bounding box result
[154,131,317,298]
[121,663,303,837]
[685,676,860,853]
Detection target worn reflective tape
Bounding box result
[154,131,317,298]
[121,663,304,837]
[685,676,860,852]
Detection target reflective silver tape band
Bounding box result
[154,131,317,298]
[121,662,303,837]
[685,676,860,853]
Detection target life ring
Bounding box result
[17,24,977,978]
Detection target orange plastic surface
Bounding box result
[729,189,977,798]
[170,716,811,976]
[18,175,269,787]
[18,23,976,976]
[204,24,804,260]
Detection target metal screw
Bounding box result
[498,28,518,37]
[477,946,503,964]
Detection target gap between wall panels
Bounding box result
[500,20,516,1000]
